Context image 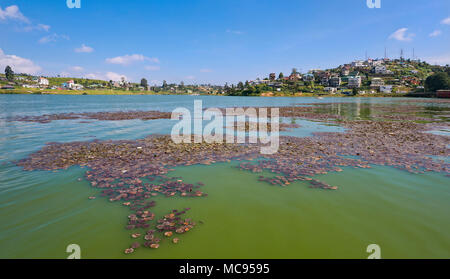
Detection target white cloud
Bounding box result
[226,29,244,35]
[84,73,102,80]
[23,23,50,32]
[389,28,415,42]
[145,65,160,71]
[70,66,84,72]
[429,30,442,37]
[106,54,159,66]
[105,72,128,81]
[84,72,128,82]
[441,17,450,25]
[0,6,50,33]
[0,5,29,23]
[75,44,94,53]
[200,68,213,73]
[39,33,70,44]
[423,53,450,65]
[0,48,41,74]
[59,71,71,77]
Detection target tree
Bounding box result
[237,81,244,90]
[425,72,450,92]
[140,78,148,88]
[5,66,14,81]
[278,72,284,79]
[162,80,168,88]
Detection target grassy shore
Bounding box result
[0,88,167,95]
[0,88,411,97]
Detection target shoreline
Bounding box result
[0,89,429,98]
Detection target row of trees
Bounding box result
[425,72,450,92]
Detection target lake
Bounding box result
[0,95,449,259]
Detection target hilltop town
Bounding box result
[226,58,449,97]
[1,58,449,97]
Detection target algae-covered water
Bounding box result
[0,95,449,259]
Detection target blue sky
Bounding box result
[1,0,449,84]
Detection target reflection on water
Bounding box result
[305,100,450,121]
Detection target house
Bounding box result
[437,90,450,98]
[62,80,83,90]
[316,72,331,85]
[324,87,337,94]
[352,61,365,67]
[374,66,388,75]
[38,77,49,86]
[403,76,421,86]
[369,60,384,67]
[71,84,84,90]
[380,85,393,93]
[347,76,362,88]
[329,76,341,87]
[370,78,385,88]
[288,73,302,81]
[251,78,270,85]
[320,76,330,86]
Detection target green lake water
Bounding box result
[0,95,449,259]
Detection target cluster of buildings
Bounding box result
[20,77,85,90]
[251,58,424,94]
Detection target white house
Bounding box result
[324,87,337,94]
[38,77,49,86]
[72,84,84,90]
[374,66,388,75]
[380,85,393,93]
[352,61,365,67]
[369,60,384,67]
[63,80,84,90]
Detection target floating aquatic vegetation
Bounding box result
[214,106,343,121]
[9,110,173,124]
[227,122,301,132]
[15,103,450,253]
[124,209,196,253]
